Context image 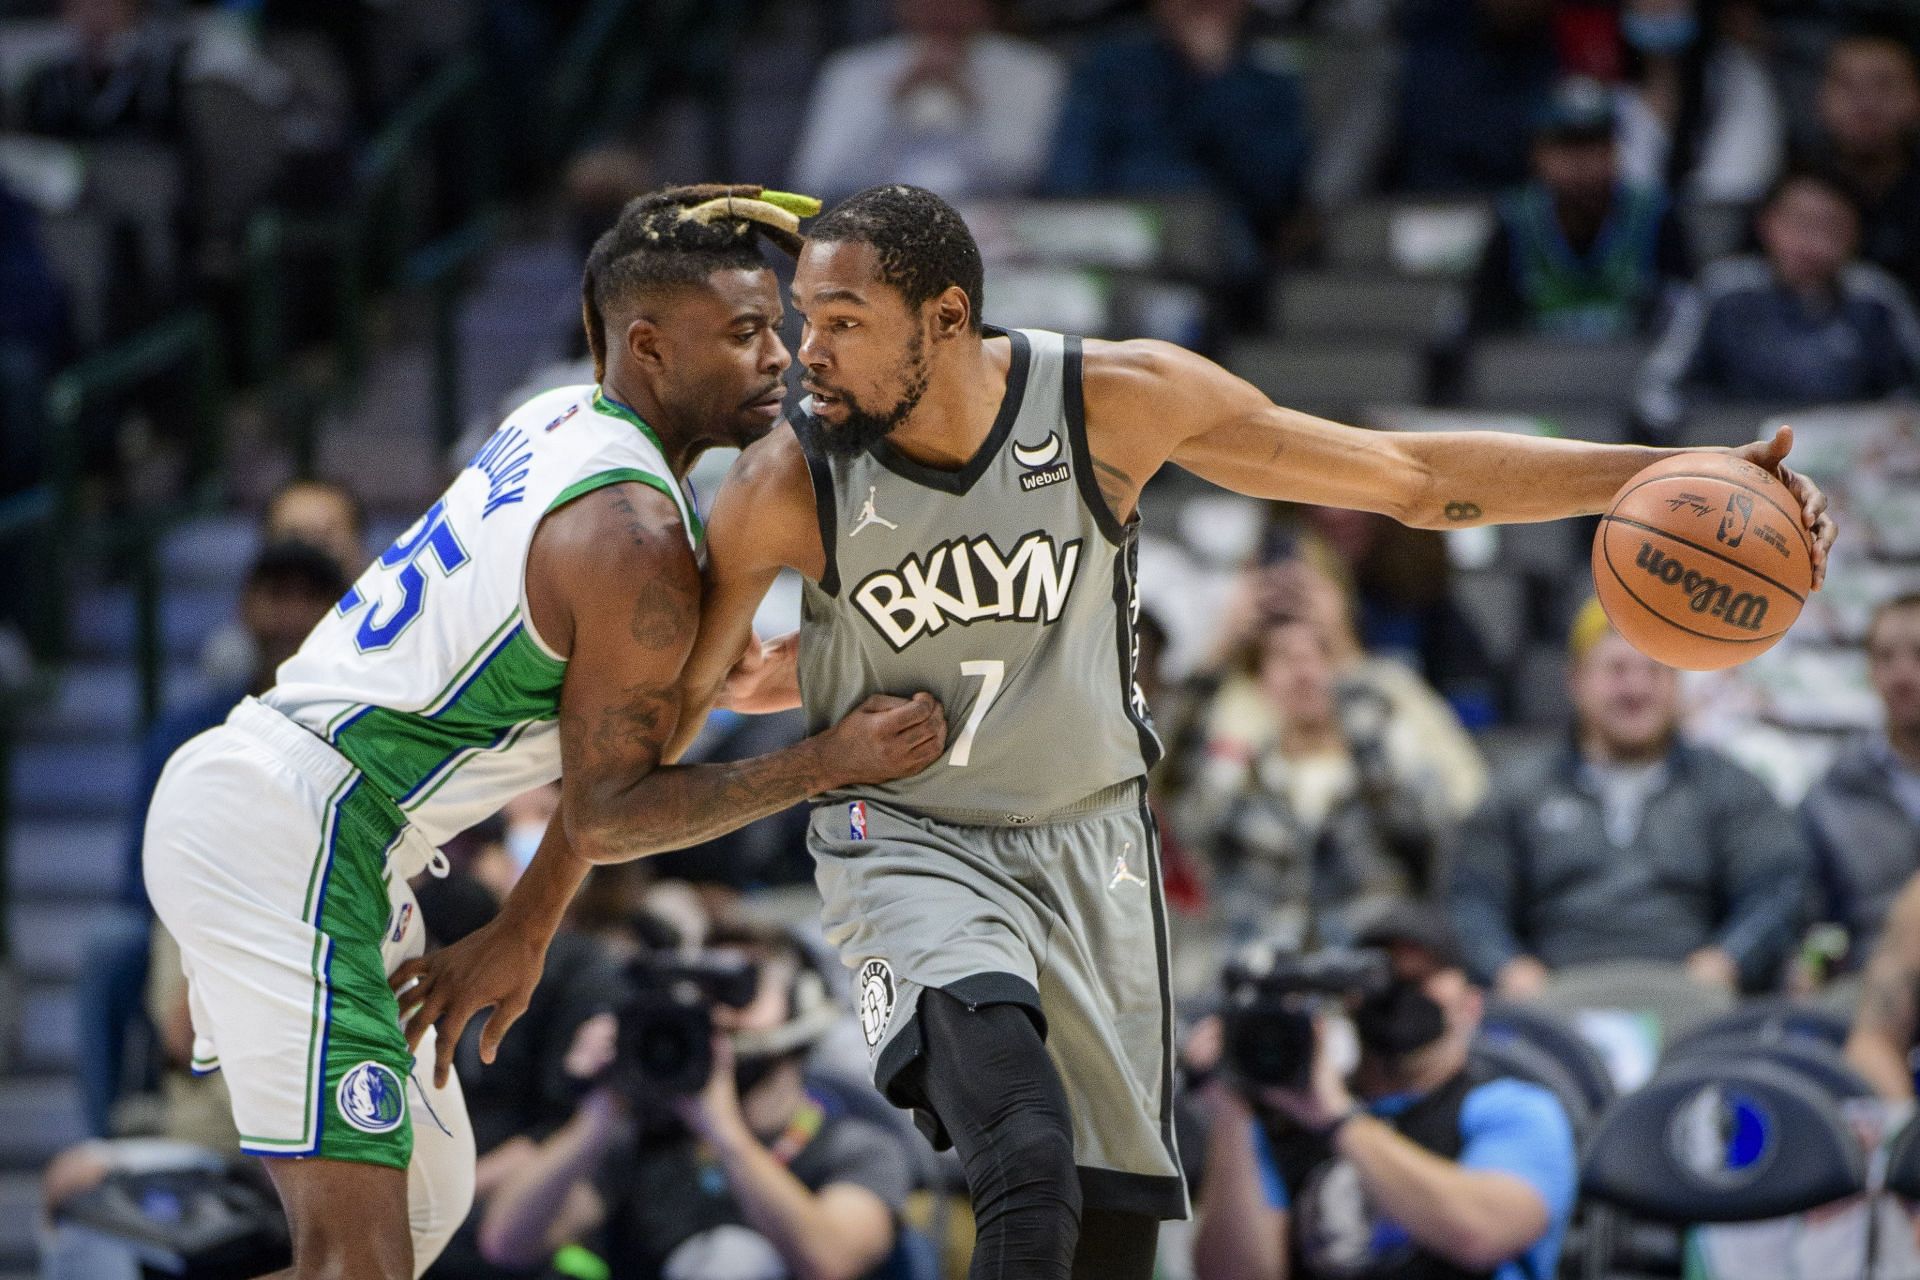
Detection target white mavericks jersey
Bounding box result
[264,385,701,846]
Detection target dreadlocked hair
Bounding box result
[808,185,985,332]
[581,183,819,379]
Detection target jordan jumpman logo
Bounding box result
[849,486,898,537]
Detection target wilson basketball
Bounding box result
[1590,453,1813,670]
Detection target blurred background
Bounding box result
[2,0,1920,1277]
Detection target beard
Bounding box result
[812,329,929,459]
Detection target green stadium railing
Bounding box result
[247,54,500,469]
[39,309,228,688]
[0,484,59,962]
[5,6,769,957]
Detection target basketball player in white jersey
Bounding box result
[140,185,946,1280]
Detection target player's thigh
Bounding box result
[147,740,416,1169]
[265,1156,413,1280]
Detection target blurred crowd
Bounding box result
[8,0,1920,1277]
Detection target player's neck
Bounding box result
[881,333,1007,471]
[598,371,699,478]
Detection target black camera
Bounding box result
[1221,948,1390,1090]
[609,950,761,1101]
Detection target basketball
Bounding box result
[1590,453,1813,670]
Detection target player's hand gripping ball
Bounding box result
[1591,441,1819,671]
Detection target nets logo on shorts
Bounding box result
[857,959,895,1049]
[849,801,868,841]
[338,1061,407,1135]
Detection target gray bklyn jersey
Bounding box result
[794,327,1161,822]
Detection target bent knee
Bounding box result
[997,1119,1078,1186]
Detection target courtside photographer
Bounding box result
[477,920,912,1280]
[1193,904,1576,1280]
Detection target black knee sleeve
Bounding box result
[909,988,1081,1280]
[1070,1207,1160,1280]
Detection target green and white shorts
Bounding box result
[143,698,473,1258]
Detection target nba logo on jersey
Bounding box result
[388,900,413,944]
[849,801,868,841]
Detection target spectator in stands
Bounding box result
[80,542,346,1137]
[17,0,187,142]
[1392,0,1557,193]
[1175,612,1458,951]
[790,0,1064,203]
[1804,593,1920,978]
[1193,540,1491,816]
[1466,77,1691,342]
[1614,0,1784,203]
[1635,169,1920,438]
[1192,903,1577,1280]
[1449,598,1809,997]
[1046,0,1310,261]
[261,476,368,578]
[199,477,367,688]
[1814,32,1920,304]
[478,921,914,1280]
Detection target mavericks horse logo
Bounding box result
[338,1061,407,1134]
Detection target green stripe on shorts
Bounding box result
[243,775,415,1168]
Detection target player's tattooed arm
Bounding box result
[534,479,945,865]
[1846,875,1920,1100]
[1079,337,1713,531]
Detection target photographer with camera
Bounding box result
[478,921,912,1280]
[1193,904,1575,1280]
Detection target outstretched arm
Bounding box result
[1081,340,1835,583]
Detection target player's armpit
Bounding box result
[717,631,801,715]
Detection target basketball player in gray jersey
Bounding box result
[422,185,1838,1279]
[655,186,1843,1280]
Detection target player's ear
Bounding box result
[626,315,665,370]
[930,285,971,342]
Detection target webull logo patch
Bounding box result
[1634,542,1770,632]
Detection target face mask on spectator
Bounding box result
[1352,980,1448,1057]
[1621,11,1698,54]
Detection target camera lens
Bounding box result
[637,1020,699,1081]
[1227,1005,1317,1089]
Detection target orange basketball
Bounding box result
[1590,453,1813,670]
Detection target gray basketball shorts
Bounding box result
[808,782,1189,1220]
